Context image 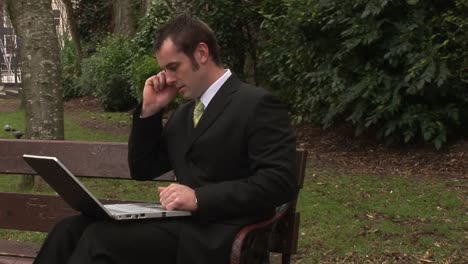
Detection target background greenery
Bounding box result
[62,0,467,148]
[259,0,468,149]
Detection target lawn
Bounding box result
[296,170,466,263]
[0,106,466,263]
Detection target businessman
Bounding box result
[33,14,296,264]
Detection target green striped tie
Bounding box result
[193,99,204,127]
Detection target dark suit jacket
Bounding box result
[128,75,296,263]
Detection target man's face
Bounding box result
[156,38,204,100]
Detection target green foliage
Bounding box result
[60,39,81,100]
[75,0,113,54]
[67,0,467,147]
[126,54,159,102]
[183,0,261,81]
[134,0,173,53]
[259,0,468,148]
[79,35,137,111]
[135,0,261,81]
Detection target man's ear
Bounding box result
[195,42,209,64]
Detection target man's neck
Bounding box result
[206,66,227,88]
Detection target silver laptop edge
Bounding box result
[22,154,190,220]
[24,154,115,216]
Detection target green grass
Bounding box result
[1,108,466,263]
[0,111,25,137]
[77,111,133,125]
[0,110,128,142]
[296,169,467,263]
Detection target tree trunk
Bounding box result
[113,0,149,36]
[144,0,152,13]
[6,0,65,190]
[113,0,134,36]
[62,0,82,60]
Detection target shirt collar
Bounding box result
[199,69,232,108]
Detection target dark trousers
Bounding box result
[33,214,240,264]
[33,215,183,264]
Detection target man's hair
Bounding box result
[153,13,222,69]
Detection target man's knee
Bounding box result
[49,214,95,238]
[77,220,121,247]
[56,214,93,228]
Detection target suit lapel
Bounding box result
[185,76,240,154]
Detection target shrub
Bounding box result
[79,35,137,111]
[60,39,81,100]
[126,54,159,102]
[135,0,261,82]
[259,0,468,148]
[134,0,173,53]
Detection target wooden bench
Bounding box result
[0,139,307,264]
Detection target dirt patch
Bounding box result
[65,97,132,135]
[64,97,103,112]
[0,98,20,112]
[295,123,467,179]
[75,116,132,135]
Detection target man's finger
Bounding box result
[158,72,167,90]
[159,185,175,201]
[151,76,160,91]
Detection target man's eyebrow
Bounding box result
[163,61,180,69]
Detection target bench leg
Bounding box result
[281,253,291,264]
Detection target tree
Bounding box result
[62,0,82,60]
[7,0,65,189]
[113,0,149,36]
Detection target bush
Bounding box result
[259,0,468,148]
[60,39,81,100]
[135,0,261,81]
[79,35,137,111]
[126,54,159,102]
[134,0,173,53]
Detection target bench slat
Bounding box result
[0,239,39,259]
[0,192,145,232]
[0,256,34,264]
[0,192,77,232]
[0,139,174,181]
[0,139,129,179]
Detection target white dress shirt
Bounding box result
[199,69,232,108]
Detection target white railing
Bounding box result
[1,72,21,83]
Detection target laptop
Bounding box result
[23,154,191,221]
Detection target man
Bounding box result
[33,14,296,264]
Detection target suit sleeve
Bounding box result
[194,93,297,221]
[128,104,172,181]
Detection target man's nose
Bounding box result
[165,72,176,84]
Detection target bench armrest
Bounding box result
[230,203,291,264]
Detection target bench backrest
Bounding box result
[0,139,307,255]
[0,139,173,180]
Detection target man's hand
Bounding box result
[158,183,198,211]
[141,71,178,117]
